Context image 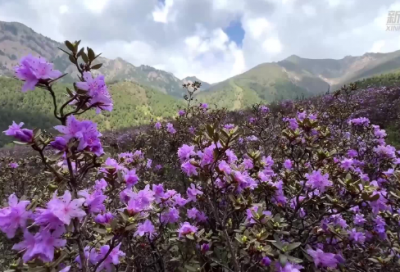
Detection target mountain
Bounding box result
[0,76,184,147]
[196,63,313,109]
[197,50,400,110]
[279,50,400,90]
[0,21,210,98]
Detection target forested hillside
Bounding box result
[0,77,183,147]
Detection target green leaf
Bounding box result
[125,224,136,231]
[184,265,198,271]
[64,40,75,51]
[88,47,95,61]
[369,193,380,201]
[81,52,89,63]
[13,141,28,145]
[68,55,75,64]
[279,254,288,265]
[91,63,103,70]
[93,227,107,234]
[186,234,195,240]
[286,242,301,251]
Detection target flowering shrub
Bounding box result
[1,41,400,272]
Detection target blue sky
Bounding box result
[223,19,245,47]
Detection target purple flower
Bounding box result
[155,122,162,130]
[9,162,19,168]
[54,116,103,156]
[13,228,66,262]
[260,256,271,266]
[340,158,354,170]
[50,136,68,151]
[307,248,338,268]
[124,169,139,187]
[200,243,210,253]
[178,144,195,161]
[347,149,358,158]
[348,228,366,244]
[285,118,298,130]
[283,159,292,170]
[243,158,254,169]
[277,262,304,272]
[260,105,269,113]
[100,158,122,174]
[3,121,33,143]
[146,159,152,168]
[305,170,332,193]
[187,207,199,219]
[218,160,232,174]
[182,161,198,177]
[95,179,108,191]
[178,222,198,238]
[95,243,125,272]
[75,72,113,113]
[187,183,203,202]
[201,144,217,166]
[128,185,155,212]
[14,54,62,92]
[35,190,86,227]
[348,117,370,126]
[178,110,185,116]
[200,103,208,109]
[354,213,366,225]
[374,215,386,234]
[224,123,235,130]
[166,123,176,134]
[78,189,106,214]
[95,212,114,224]
[369,191,388,214]
[225,149,238,163]
[373,144,396,159]
[173,193,188,207]
[161,207,180,224]
[188,126,196,134]
[0,194,31,238]
[135,219,156,238]
[297,111,306,121]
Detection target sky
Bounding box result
[0,0,399,83]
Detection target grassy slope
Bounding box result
[197,63,310,109]
[0,77,183,147]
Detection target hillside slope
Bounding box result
[196,63,312,109]
[0,77,183,147]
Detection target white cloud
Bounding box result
[1,0,400,83]
[59,5,69,14]
[152,0,176,23]
[370,40,386,52]
[302,5,316,17]
[262,37,283,54]
[83,0,109,13]
[243,17,273,39]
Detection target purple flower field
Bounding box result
[0,41,400,272]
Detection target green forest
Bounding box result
[0,77,184,147]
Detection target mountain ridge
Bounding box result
[0,20,210,98]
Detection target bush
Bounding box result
[0,42,400,272]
